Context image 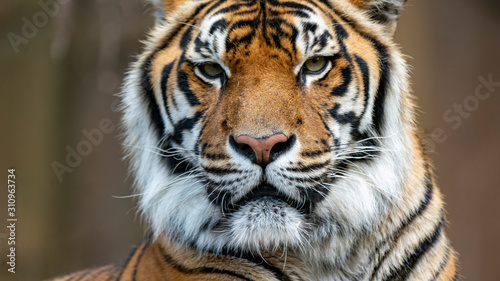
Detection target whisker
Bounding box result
[112,193,144,199]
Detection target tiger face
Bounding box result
[122,0,411,258]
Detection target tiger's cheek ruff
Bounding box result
[118,20,225,250]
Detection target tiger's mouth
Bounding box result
[226,184,309,214]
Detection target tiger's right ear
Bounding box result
[149,0,191,19]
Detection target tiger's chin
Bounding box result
[225,197,308,252]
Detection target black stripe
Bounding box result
[235,8,259,16]
[383,215,445,281]
[315,30,333,50]
[430,246,450,281]
[203,0,230,16]
[370,175,435,280]
[207,187,232,212]
[156,22,188,51]
[314,0,334,9]
[221,250,296,281]
[204,167,239,175]
[214,2,246,16]
[202,153,228,160]
[156,1,210,50]
[331,66,352,97]
[226,21,258,50]
[115,235,151,281]
[302,0,327,10]
[161,147,195,175]
[301,148,330,158]
[303,21,317,33]
[280,173,323,183]
[334,23,349,45]
[260,0,271,46]
[160,249,255,281]
[370,40,390,135]
[400,177,434,230]
[179,26,194,49]
[177,54,201,106]
[288,160,330,172]
[162,142,194,175]
[209,18,230,34]
[328,104,359,126]
[161,61,176,126]
[328,22,355,98]
[354,55,371,117]
[131,240,149,281]
[300,184,328,208]
[206,176,246,187]
[161,111,203,175]
[141,55,166,138]
[268,19,296,60]
[172,111,204,145]
[276,9,310,19]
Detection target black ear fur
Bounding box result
[355,0,408,34]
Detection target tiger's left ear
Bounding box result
[349,0,408,35]
[149,0,192,19]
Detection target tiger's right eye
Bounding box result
[199,63,224,79]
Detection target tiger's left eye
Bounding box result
[200,63,224,78]
[304,56,327,73]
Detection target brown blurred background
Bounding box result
[0,0,499,280]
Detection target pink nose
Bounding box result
[235,134,288,165]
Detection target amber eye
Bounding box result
[200,63,224,78]
[304,56,327,73]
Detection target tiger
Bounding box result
[50,0,460,280]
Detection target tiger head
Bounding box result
[121,0,413,259]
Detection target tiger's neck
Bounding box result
[141,142,456,281]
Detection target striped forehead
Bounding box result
[187,0,339,70]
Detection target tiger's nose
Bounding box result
[233,134,290,165]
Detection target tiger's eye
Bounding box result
[202,63,223,77]
[304,56,327,73]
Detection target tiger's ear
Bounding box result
[349,0,408,35]
[149,0,191,19]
